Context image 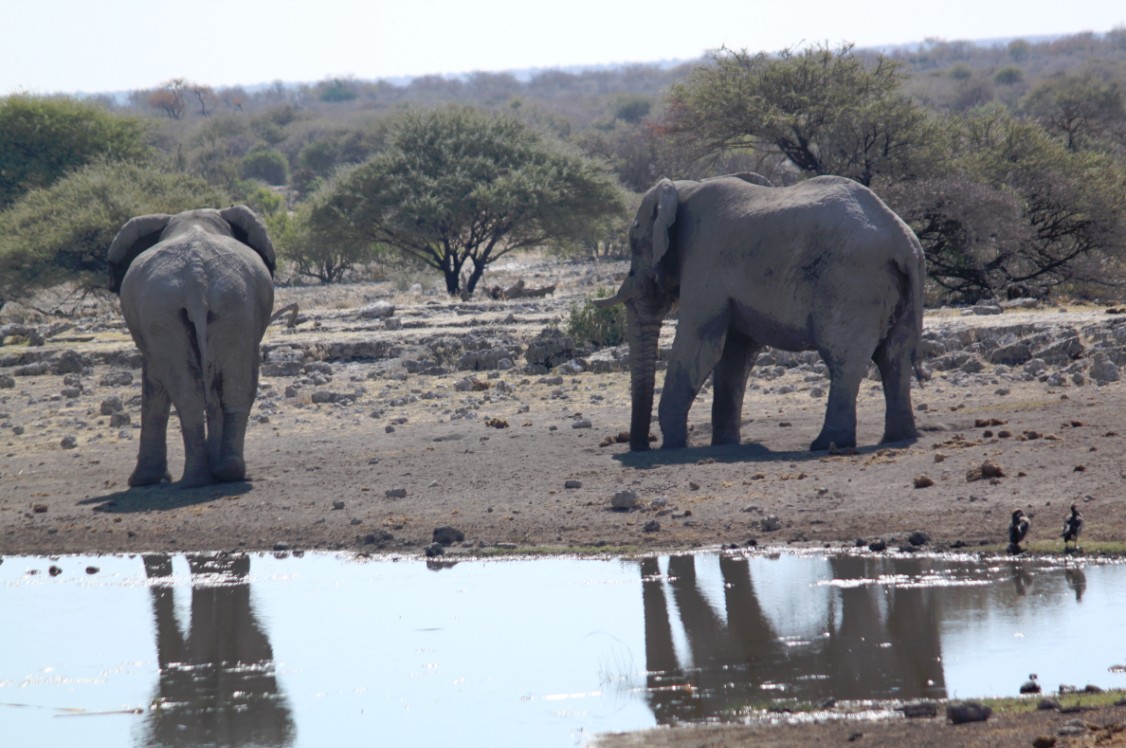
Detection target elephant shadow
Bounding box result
[613,440,886,469]
[142,553,294,747]
[78,480,254,513]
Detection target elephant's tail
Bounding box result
[905,239,930,385]
[183,298,214,408]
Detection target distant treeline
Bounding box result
[2,29,1125,307]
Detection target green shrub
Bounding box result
[0,162,228,305]
[241,147,289,185]
[566,290,628,349]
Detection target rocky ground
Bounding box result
[3,255,1126,745]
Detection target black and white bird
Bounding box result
[1008,509,1031,553]
[1062,504,1084,552]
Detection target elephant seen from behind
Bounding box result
[596,174,926,452]
[108,206,276,487]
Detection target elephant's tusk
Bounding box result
[592,290,629,308]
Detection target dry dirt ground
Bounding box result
[3,256,1126,745]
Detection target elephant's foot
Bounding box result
[711,426,741,447]
[178,465,215,489]
[810,432,856,452]
[129,465,170,487]
[660,436,688,450]
[211,456,247,483]
[879,426,919,445]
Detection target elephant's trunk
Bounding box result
[626,303,663,451]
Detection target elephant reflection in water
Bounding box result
[641,555,946,725]
[142,554,294,747]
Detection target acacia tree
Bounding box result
[663,44,934,185]
[315,107,624,295]
[885,108,1126,301]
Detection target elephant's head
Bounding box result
[107,205,277,294]
[595,178,682,450]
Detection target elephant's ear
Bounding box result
[650,179,679,268]
[221,205,277,277]
[107,214,171,294]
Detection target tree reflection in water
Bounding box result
[641,554,948,725]
[142,554,294,747]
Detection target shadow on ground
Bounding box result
[78,481,254,513]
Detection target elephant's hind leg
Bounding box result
[711,331,759,446]
[130,363,172,486]
[873,338,918,444]
[811,353,866,452]
[211,409,249,483]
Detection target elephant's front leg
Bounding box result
[658,313,729,449]
[711,331,759,446]
[130,364,172,486]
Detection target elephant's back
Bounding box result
[119,234,273,333]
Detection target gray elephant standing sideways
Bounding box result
[108,207,275,487]
[597,175,926,452]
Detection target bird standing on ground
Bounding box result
[1062,504,1084,552]
[1020,673,1041,694]
[1008,509,1031,554]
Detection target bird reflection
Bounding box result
[1009,563,1035,596]
[639,554,946,725]
[142,553,294,747]
[1065,566,1087,603]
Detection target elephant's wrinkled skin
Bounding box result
[108,207,275,487]
[597,175,925,452]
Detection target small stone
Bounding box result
[332,500,345,510]
[908,531,930,546]
[564,479,582,489]
[571,419,592,429]
[946,701,992,724]
[273,542,290,552]
[914,475,934,488]
[611,489,638,511]
[48,565,62,577]
[385,486,407,499]
[433,526,465,545]
[424,542,444,558]
[760,516,781,532]
[32,503,48,513]
[900,701,938,718]
[869,539,887,552]
[642,520,661,532]
[60,435,78,449]
[688,481,700,491]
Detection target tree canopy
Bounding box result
[312,107,625,295]
[664,45,935,185]
[0,96,152,209]
[0,162,228,306]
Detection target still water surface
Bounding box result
[1,551,1123,747]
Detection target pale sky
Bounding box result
[4,0,1123,96]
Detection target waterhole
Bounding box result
[2,551,1123,746]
